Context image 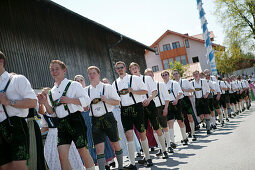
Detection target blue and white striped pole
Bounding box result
[196,0,218,75]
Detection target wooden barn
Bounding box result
[0,0,153,89]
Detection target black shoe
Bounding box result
[195,125,200,131]
[109,161,116,168]
[136,152,142,158]
[105,165,110,170]
[242,108,245,112]
[207,130,211,135]
[162,151,168,159]
[221,123,224,127]
[138,158,146,165]
[150,147,155,152]
[192,135,197,141]
[182,138,188,145]
[156,149,162,156]
[123,164,137,170]
[212,125,217,130]
[202,123,206,128]
[168,147,174,153]
[146,159,153,167]
[170,142,177,149]
[226,118,230,122]
[188,133,192,138]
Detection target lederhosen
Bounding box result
[212,82,220,111]
[229,83,237,104]
[235,82,242,101]
[115,75,145,133]
[167,82,183,121]
[180,79,195,115]
[88,84,119,145]
[155,82,168,128]
[142,76,160,130]
[49,81,87,148]
[192,80,210,116]
[0,76,29,165]
[240,81,247,99]
[207,80,215,112]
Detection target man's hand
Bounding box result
[37,93,48,105]
[163,107,168,116]
[203,94,208,99]
[128,87,134,93]
[142,99,151,107]
[83,106,90,112]
[216,96,220,101]
[101,95,108,102]
[60,96,72,104]
[172,99,178,105]
[0,92,10,105]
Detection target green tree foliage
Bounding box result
[168,61,188,79]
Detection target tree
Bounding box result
[168,61,188,79]
[215,0,255,49]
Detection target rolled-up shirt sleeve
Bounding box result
[73,82,91,107]
[16,75,37,100]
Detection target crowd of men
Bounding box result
[0,50,252,170]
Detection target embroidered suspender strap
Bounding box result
[219,81,223,94]
[180,79,186,97]
[143,76,149,98]
[1,76,13,126]
[102,85,109,113]
[193,80,203,98]
[48,81,72,114]
[87,87,94,116]
[129,75,137,104]
[192,82,196,98]
[171,82,176,99]
[157,82,163,106]
[115,80,122,107]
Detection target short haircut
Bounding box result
[101,77,111,84]
[200,72,205,76]
[172,69,179,74]
[204,69,210,73]
[144,68,153,75]
[49,60,66,70]
[0,51,6,67]
[87,66,100,74]
[115,61,126,68]
[193,70,199,74]
[129,62,140,70]
[74,75,85,81]
[161,70,169,76]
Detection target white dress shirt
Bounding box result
[218,81,228,94]
[49,78,90,118]
[85,82,120,117]
[153,81,171,107]
[0,71,37,122]
[139,75,157,101]
[229,81,238,93]
[164,80,183,101]
[112,74,147,107]
[177,79,195,97]
[212,81,221,95]
[191,79,210,98]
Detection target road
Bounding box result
[122,102,255,170]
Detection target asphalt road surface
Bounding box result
[121,102,255,170]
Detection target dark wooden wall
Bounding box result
[0,0,147,89]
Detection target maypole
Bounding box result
[196,0,218,75]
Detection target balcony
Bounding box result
[159,46,187,60]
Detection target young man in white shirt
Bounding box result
[240,76,250,110]
[161,70,189,146]
[112,61,152,169]
[229,76,239,115]
[85,66,123,170]
[191,71,211,134]
[221,77,232,119]
[233,75,243,114]
[0,51,37,170]
[144,68,174,154]
[173,69,197,141]
[37,60,95,170]
[129,63,168,160]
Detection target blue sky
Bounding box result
[52,0,224,46]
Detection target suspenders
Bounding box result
[49,81,72,114]
[157,82,163,106]
[88,84,108,116]
[192,80,203,98]
[115,75,137,105]
[143,75,149,99]
[1,76,13,126]
[168,81,176,99]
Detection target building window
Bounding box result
[192,56,199,63]
[163,58,174,69]
[172,41,180,49]
[175,56,181,63]
[154,47,159,55]
[152,66,159,72]
[181,55,188,65]
[185,39,190,48]
[163,44,171,51]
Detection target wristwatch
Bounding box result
[11,100,16,106]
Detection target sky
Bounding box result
[51,0,225,47]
